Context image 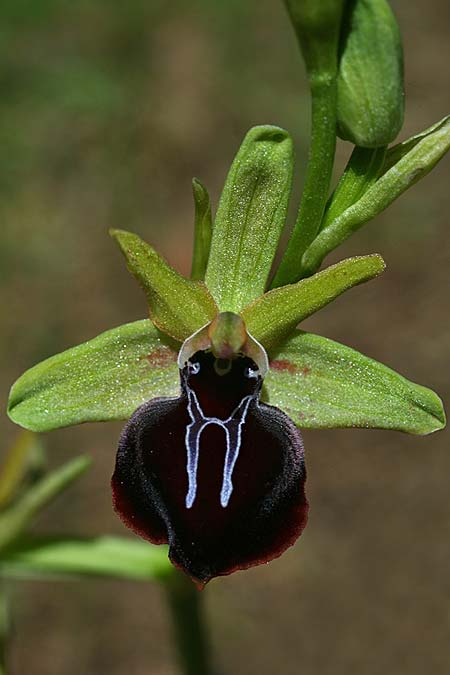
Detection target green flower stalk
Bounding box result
[273,0,345,286]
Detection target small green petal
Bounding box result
[264,331,445,435]
[302,115,450,274]
[7,320,179,433]
[0,536,171,581]
[208,312,247,359]
[190,178,213,281]
[205,125,294,312]
[337,0,404,147]
[242,254,385,352]
[0,456,91,552]
[111,229,217,341]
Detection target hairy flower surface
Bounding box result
[112,339,308,585]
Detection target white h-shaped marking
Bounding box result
[184,387,255,509]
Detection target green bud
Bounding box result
[337,0,404,147]
[284,0,345,82]
[302,116,450,273]
[285,0,344,80]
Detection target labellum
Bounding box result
[112,313,308,586]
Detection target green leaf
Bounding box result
[319,145,386,232]
[337,0,404,147]
[0,536,172,581]
[302,115,450,274]
[8,320,179,433]
[111,229,217,341]
[382,115,450,173]
[190,178,213,281]
[264,330,445,434]
[205,125,294,312]
[242,255,385,352]
[0,456,91,552]
[0,432,36,509]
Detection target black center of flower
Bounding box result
[183,350,261,418]
[182,350,262,509]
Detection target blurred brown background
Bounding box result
[1,0,449,673]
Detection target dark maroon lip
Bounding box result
[112,350,308,585]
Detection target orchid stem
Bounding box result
[0,581,9,675]
[271,76,337,287]
[164,570,212,675]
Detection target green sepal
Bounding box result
[337,0,404,147]
[0,456,92,552]
[205,125,294,312]
[242,254,385,353]
[190,178,212,281]
[7,320,179,433]
[0,536,172,581]
[302,115,450,274]
[263,330,445,435]
[111,229,217,341]
[320,145,386,231]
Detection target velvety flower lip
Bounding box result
[112,345,308,586]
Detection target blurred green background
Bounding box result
[1,0,449,673]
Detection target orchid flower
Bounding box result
[7,122,447,585]
[7,0,449,587]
